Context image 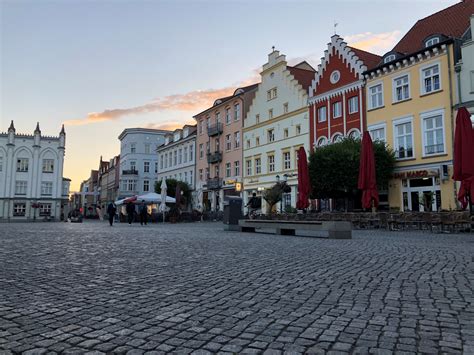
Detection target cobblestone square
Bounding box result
[1,221,473,354]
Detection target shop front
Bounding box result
[389,164,457,212]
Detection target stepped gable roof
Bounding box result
[288,62,316,91]
[393,0,474,54]
[349,47,382,70]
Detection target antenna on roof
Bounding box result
[334,20,338,35]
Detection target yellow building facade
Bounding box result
[365,41,459,212]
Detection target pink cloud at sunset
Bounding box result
[345,30,402,55]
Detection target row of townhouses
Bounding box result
[77,1,474,215]
[0,122,70,221]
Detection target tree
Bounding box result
[154,179,192,206]
[263,183,284,213]
[308,138,395,202]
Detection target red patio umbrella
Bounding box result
[358,131,379,209]
[453,107,474,210]
[296,147,311,209]
[124,195,137,204]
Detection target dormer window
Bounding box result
[425,37,440,47]
[383,54,396,64]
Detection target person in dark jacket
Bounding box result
[139,201,148,226]
[126,202,135,225]
[107,202,117,226]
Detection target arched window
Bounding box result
[383,54,396,64]
[332,134,343,143]
[348,129,361,139]
[316,137,327,147]
[425,37,440,47]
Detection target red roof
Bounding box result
[393,0,474,54]
[288,66,316,91]
[349,47,382,70]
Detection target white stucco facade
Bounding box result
[157,125,196,190]
[118,128,169,198]
[0,122,69,221]
[456,15,474,116]
[243,50,314,213]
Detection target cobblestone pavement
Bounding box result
[1,221,473,354]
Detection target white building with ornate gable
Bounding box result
[0,121,70,221]
[157,125,197,190]
[243,49,315,213]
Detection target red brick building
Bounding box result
[309,35,381,148]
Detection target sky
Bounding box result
[1,0,459,191]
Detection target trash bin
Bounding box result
[223,196,242,230]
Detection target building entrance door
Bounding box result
[402,177,440,212]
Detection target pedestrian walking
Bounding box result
[139,201,148,226]
[126,202,135,225]
[107,202,117,226]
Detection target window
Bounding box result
[130,161,136,171]
[215,138,220,152]
[317,106,327,122]
[369,124,386,142]
[143,180,150,192]
[369,83,383,109]
[178,149,182,164]
[127,180,137,191]
[234,104,240,121]
[272,88,277,99]
[174,151,177,165]
[284,128,289,138]
[225,108,231,124]
[17,158,29,172]
[246,140,251,149]
[160,155,164,169]
[144,161,150,173]
[39,203,51,216]
[283,152,291,170]
[189,171,193,185]
[256,114,260,124]
[0,156,2,171]
[216,111,221,124]
[206,117,210,128]
[234,132,240,149]
[268,155,275,172]
[255,158,261,175]
[348,130,360,139]
[316,137,327,147]
[144,144,150,154]
[267,88,277,101]
[422,111,445,155]
[155,162,158,173]
[199,120,203,134]
[269,109,273,119]
[15,181,27,195]
[246,160,252,176]
[421,64,440,94]
[332,102,342,118]
[226,134,231,151]
[384,54,396,63]
[348,97,359,114]
[214,165,219,177]
[394,119,414,159]
[168,153,172,167]
[283,103,288,114]
[199,144,204,159]
[296,125,301,135]
[425,37,440,47]
[256,137,260,146]
[41,182,53,195]
[164,154,168,169]
[393,74,410,102]
[13,203,26,216]
[268,129,275,142]
[206,142,210,153]
[234,161,240,176]
[199,169,203,181]
[332,134,344,143]
[226,163,231,178]
[130,143,136,154]
[184,147,188,163]
[189,145,193,161]
[42,159,54,173]
[184,172,188,183]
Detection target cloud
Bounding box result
[344,30,402,55]
[143,122,194,131]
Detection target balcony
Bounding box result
[207,151,223,164]
[207,123,223,136]
[122,169,138,175]
[206,177,222,190]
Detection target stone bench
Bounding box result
[237,219,352,239]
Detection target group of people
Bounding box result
[106,200,149,226]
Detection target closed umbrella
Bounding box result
[453,107,474,210]
[296,147,310,209]
[358,131,379,209]
[175,184,181,207]
[159,178,167,222]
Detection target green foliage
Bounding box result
[154,179,192,205]
[263,184,284,212]
[308,138,395,199]
[284,206,298,214]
